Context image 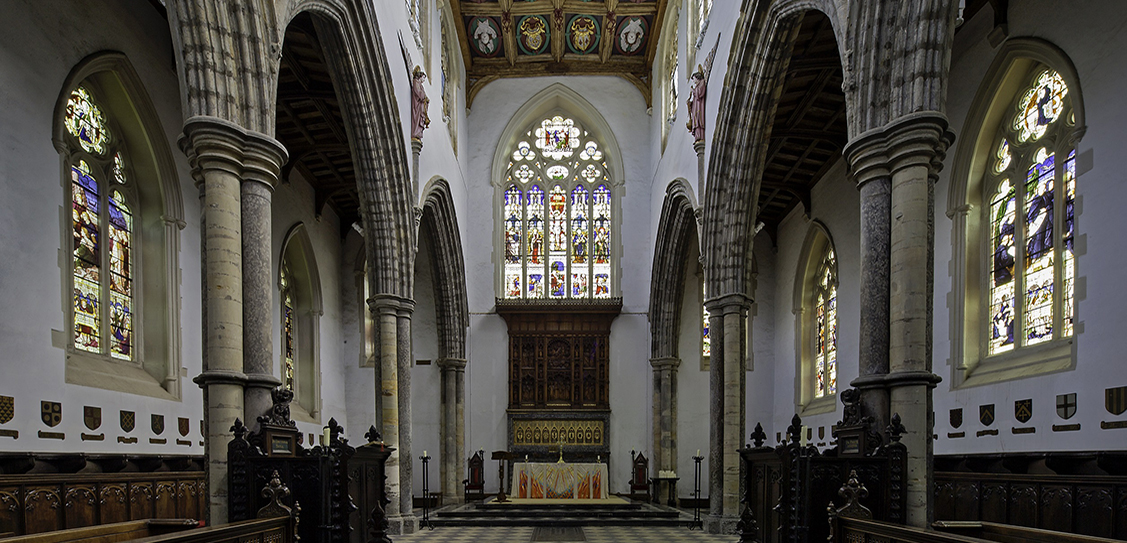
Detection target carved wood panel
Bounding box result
[497,300,620,411]
[63,485,97,529]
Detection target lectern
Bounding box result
[491,450,513,502]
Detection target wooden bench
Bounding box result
[933,521,1125,543]
[0,519,199,543]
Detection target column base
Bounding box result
[704,514,740,534]
[386,513,418,535]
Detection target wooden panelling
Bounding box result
[62,486,96,529]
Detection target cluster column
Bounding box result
[649,357,680,498]
[845,113,953,527]
[181,116,286,524]
[704,294,750,533]
[368,294,417,534]
[438,358,467,504]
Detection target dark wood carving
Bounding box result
[349,426,393,543]
[462,450,486,502]
[497,299,621,411]
[0,453,203,537]
[740,390,907,543]
[935,451,1127,540]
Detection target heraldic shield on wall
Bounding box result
[41,401,61,427]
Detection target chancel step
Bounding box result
[431,500,688,527]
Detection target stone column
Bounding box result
[396,308,417,531]
[241,133,287,428]
[180,117,248,524]
[649,357,680,499]
[886,114,950,528]
[694,140,707,193]
[845,135,893,430]
[438,358,467,504]
[704,294,750,533]
[370,295,402,531]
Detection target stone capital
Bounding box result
[649,357,681,371]
[178,115,290,190]
[368,294,416,315]
[844,112,956,187]
[704,293,752,315]
[192,369,249,388]
[437,358,467,371]
[244,372,282,390]
[242,131,288,190]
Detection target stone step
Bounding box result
[425,516,692,527]
[425,502,691,527]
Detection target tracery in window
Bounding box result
[813,248,837,399]
[502,114,614,300]
[280,262,296,391]
[984,68,1075,357]
[65,87,135,361]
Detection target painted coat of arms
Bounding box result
[41,401,62,427]
[120,410,135,432]
[84,406,101,431]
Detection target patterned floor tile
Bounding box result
[391,526,739,543]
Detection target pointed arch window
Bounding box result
[795,225,837,414]
[65,87,137,362]
[501,114,616,300]
[984,69,1076,356]
[279,225,324,420]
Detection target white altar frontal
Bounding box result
[512,461,609,500]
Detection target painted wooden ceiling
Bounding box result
[451,0,668,107]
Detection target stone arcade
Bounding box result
[1,0,1126,542]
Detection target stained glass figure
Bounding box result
[592,184,612,298]
[571,185,590,297]
[1016,70,1067,142]
[72,161,101,353]
[504,186,523,299]
[535,116,581,160]
[113,152,127,183]
[107,190,132,359]
[814,248,837,398]
[281,264,295,391]
[527,186,546,298]
[995,138,1011,173]
[1023,148,1055,344]
[549,185,568,298]
[1062,149,1076,337]
[989,179,1017,354]
[65,87,109,154]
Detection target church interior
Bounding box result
[1,0,1126,542]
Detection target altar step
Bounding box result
[427,500,691,527]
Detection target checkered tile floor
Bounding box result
[392,526,740,542]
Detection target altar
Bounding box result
[512,461,608,500]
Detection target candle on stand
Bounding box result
[423,450,428,458]
[696,449,700,457]
[323,427,331,446]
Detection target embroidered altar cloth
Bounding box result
[513,462,608,499]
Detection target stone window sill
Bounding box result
[957,338,1074,388]
[799,394,837,417]
[66,351,178,400]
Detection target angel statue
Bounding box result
[410,65,430,141]
[686,37,720,142]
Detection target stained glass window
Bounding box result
[502,114,614,300]
[281,263,296,391]
[65,86,136,361]
[984,68,1075,356]
[701,282,710,358]
[813,248,837,398]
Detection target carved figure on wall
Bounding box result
[685,38,719,142]
[411,66,430,140]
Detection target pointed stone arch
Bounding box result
[792,220,838,414]
[649,178,700,361]
[279,222,324,421]
[419,177,469,362]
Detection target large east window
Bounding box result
[502,115,615,300]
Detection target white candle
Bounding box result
[697,449,700,457]
[323,427,330,445]
[423,450,428,457]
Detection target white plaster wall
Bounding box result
[0,0,204,453]
[410,231,442,495]
[932,3,1127,453]
[767,159,860,445]
[676,235,710,496]
[271,170,349,440]
[463,75,653,492]
[747,238,779,445]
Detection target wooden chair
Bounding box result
[629,451,650,502]
[462,450,486,502]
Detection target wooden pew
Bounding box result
[933,521,1125,543]
[0,519,199,543]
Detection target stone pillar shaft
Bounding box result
[375,304,400,518]
[370,295,416,535]
[704,294,750,534]
[181,117,250,525]
[439,358,467,504]
[455,364,466,494]
[396,312,415,526]
[855,175,892,428]
[241,135,286,428]
[649,357,680,501]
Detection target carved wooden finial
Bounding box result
[750,422,767,448]
[257,470,293,519]
[230,418,247,439]
[834,470,872,520]
[787,414,803,444]
[365,425,382,444]
[887,412,907,443]
[327,417,343,443]
[736,504,760,542]
[292,500,302,542]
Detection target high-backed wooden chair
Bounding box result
[629,451,650,502]
[462,450,486,502]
